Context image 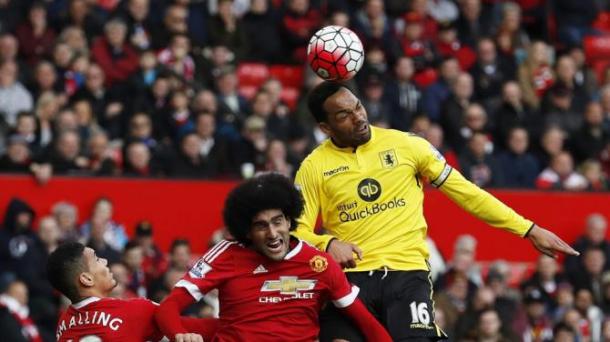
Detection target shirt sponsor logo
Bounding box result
[323,165,350,177]
[339,197,406,222]
[379,149,398,168]
[357,178,382,202]
[189,260,212,279]
[309,256,328,273]
[259,276,317,303]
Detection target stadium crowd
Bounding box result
[1,0,610,341]
[0,0,608,190]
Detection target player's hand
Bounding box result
[327,239,363,268]
[527,225,579,259]
[174,333,204,342]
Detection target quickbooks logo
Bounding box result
[339,197,406,222]
[357,178,381,202]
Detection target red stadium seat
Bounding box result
[237,63,270,87]
[583,36,610,63]
[280,87,300,111]
[238,85,259,100]
[269,65,305,89]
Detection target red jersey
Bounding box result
[55,297,163,342]
[176,239,359,341]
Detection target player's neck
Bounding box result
[79,288,110,301]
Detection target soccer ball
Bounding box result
[307,26,365,81]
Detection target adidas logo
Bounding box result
[253,265,268,274]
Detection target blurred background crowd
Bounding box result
[0,0,609,190]
[1,0,610,341]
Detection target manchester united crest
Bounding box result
[309,255,328,273]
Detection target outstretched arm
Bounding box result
[155,287,202,342]
[526,224,579,258]
[339,299,392,342]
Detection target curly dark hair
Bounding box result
[223,173,304,244]
[307,81,351,123]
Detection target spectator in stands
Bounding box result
[51,201,80,243]
[15,2,55,67]
[193,112,233,177]
[561,307,589,341]
[555,0,599,48]
[215,66,249,139]
[518,41,554,110]
[441,72,475,152]
[400,12,437,74]
[71,64,125,139]
[80,197,128,251]
[263,139,293,178]
[459,132,502,188]
[85,131,117,176]
[129,50,161,102]
[157,34,195,82]
[521,255,566,312]
[571,102,609,164]
[570,247,606,305]
[353,0,391,45]
[469,37,516,110]
[580,159,609,191]
[0,279,42,342]
[549,55,590,113]
[126,112,157,150]
[536,151,587,190]
[42,130,88,175]
[171,132,213,178]
[280,0,321,63]
[496,127,539,188]
[28,60,62,102]
[425,123,459,169]
[384,56,421,132]
[250,91,290,141]
[120,0,153,51]
[0,135,32,174]
[167,239,192,273]
[0,60,34,128]
[569,45,598,99]
[56,25,88,61]
[160,90,194,145]
[494,81,541,150]
[230,116,268,175]
[123,241,147,298]
[123,140,161,177]
[109,262,136,299]
[565,213,610,275]
[0,198,53,303]
[260,78,291,120]
[151,4,188,50]
[494,2,529,62]
[208,0,247,60]
[455,0,492,48]
[58,0,103,41]
[574,288,604,341]
[436,234,481,294]
[133,221,166,288]
[454,286,496,340]
[14,112,40,155]
[91,18,139,87]
[360,74,390,128]
[37,216,60,255]
[34,92,58,148]
[519,288,554,342]
[536,126,567,170]
[475,308,515,342]
[242,0,282,63]
[85,215,122,265]
[197,43,235,89]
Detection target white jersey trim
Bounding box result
[284,240,303,260]
[203,240,236,264]
[332,285,360,308]
[176,280,204,301]
[71,296,101,309]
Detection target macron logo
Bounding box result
[253,265,268,274]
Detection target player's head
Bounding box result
[47,242,117,302]
[223,173,304,261]
[308,81,371,148]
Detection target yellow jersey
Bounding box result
[294,126,533,272]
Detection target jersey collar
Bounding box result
[284,237,303,260]
[72,296,101,309]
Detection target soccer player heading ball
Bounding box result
[293,81,579,341]
[156,173,392,341]
[308,26,364,81]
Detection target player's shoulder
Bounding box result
[292,239,337,270]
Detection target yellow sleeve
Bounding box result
[412,136,533,236]
[293,159,336,250]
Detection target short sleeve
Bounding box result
[324,255,360,308]
[175,240,236,301]
[411,135,453,188]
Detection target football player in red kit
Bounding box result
[155,173,391,341]
[47,242,217,341]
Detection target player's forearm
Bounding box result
[340,299,392,341]
[180,317,219,341]
[155,289,194,337]
[293,225,336,251]
[439,169,533,236]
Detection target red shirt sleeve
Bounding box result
[323,254,359,308]
[122,298,163,340]
[175,240,236,301]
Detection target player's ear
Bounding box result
[319,122,332,137]
[78,272,95,288]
